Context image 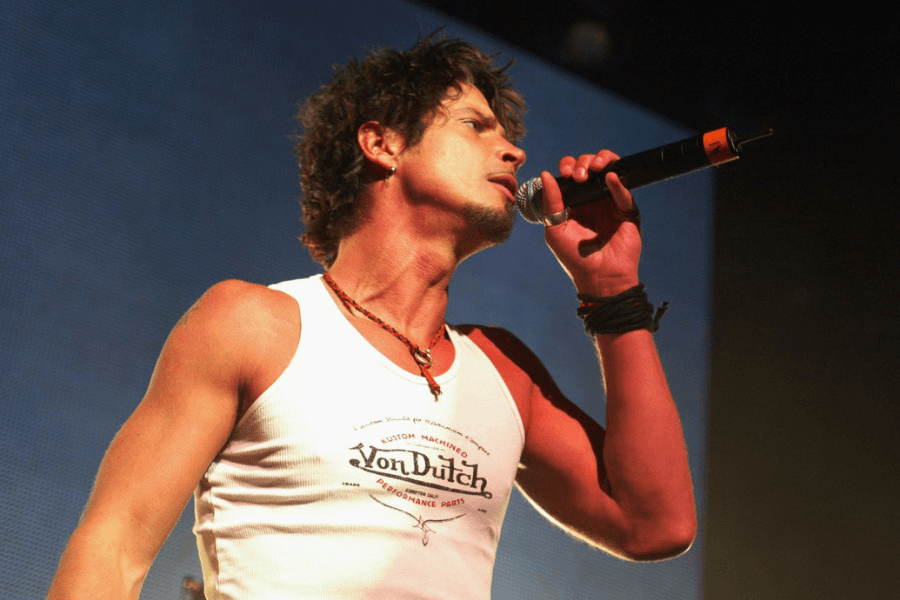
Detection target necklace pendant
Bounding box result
[322,273,444,399]
[413,348,434,367]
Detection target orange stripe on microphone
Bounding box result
[703,127,739,165]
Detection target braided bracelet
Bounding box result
[576,283,669,336]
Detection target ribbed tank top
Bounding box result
[193,275,525,599]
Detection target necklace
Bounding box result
[323,272,445,400]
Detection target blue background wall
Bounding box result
[1,1,713,598]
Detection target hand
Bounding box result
[541,150,642,297]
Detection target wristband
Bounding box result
[576,283,669,335]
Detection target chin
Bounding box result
[463,202,516,247]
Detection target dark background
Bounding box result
[415,1,898,597]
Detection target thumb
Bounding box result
[540,171,567,226]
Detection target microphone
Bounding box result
[515,127,774,223]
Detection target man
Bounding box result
[48,36,695,599]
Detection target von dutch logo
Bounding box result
[349,443,492,499]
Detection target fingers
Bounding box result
[559,150,621,182]
[559,150,634,211]
[606,171,640,233]
[606,171,636,213]
[554,149,639,232]
[558,156,576,178]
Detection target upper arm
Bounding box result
[469,325,695,560]
[465,326,630,555]
[75,280,290,573]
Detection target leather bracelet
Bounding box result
[576,283,669,335]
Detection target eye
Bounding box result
[462,119,481,130]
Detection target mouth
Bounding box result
[488,173,518,202]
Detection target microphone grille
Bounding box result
[515,177,545,224]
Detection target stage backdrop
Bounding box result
[1,1,713,598]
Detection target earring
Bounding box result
[387,165,396,178]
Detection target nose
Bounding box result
[500,140,526,172]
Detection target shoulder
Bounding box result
[166,280,300,372]
[194,279,294,317]
[181,279,299,337]
[457,325,565,434]
[458,325,540,374]
[162,280,302,409]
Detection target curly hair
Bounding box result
[293,34,527,267]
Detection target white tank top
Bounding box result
[194,275,525,599]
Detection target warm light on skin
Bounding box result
[396,83,525,209]
[391,83,526,251]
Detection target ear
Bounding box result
[357,121,404,173]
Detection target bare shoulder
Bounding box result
[140,277,302,448]
[168,279,301,407]
[459,325,557,386]
[460,325,540,375]
[169,280,299,357]
[457,325,566,433]
[178,279,297,334]
[459,325,601,452]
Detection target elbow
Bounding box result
[621,514,697,561]
[654,517,697,560]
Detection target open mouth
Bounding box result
[488,174,518,201]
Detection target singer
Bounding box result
[48,34,696,600]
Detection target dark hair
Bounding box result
[293,34,527,267]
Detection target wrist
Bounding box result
[576,283,668,336]
[575,276,640,298]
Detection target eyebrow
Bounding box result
[450,107,507,138]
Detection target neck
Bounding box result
[326,231,458,348]
[323,176,508,343]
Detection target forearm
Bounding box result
[595,328,696,556]
[47,524,146,600]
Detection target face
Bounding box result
[395,83,527,246]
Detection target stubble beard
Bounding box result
[463,200,516,248]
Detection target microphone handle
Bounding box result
[561,127,741,208]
